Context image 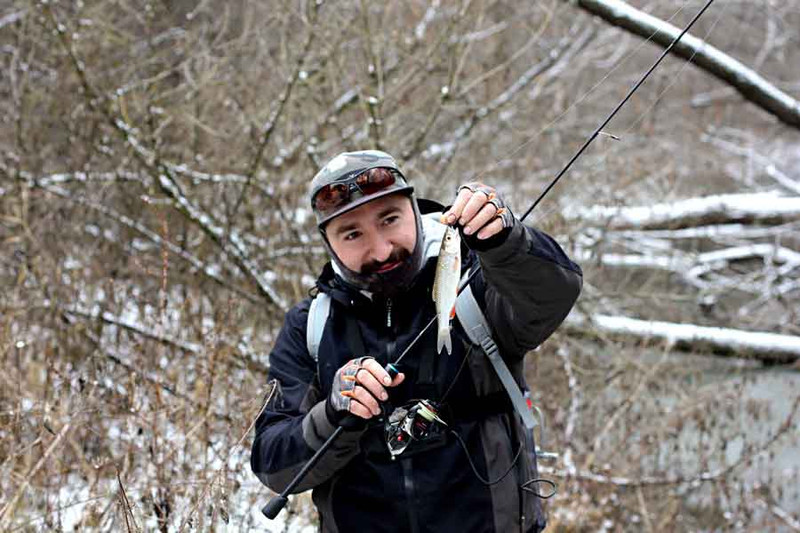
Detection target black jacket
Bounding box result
[251,202,582,532]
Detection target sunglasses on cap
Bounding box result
[312,167,409,221]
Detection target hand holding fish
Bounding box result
[441,182,514,239]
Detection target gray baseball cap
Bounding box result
[310,150,414,227]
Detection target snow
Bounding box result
[698,244,800,267]
[0,10,26,29]
[573,191,800,228]
[572,314,800,357]
[423,141,455,159]
[334,88,358,111]
[597,0,800,115]
[56,481,91,530]
[415,1,440,41]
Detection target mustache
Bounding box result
[360,247,412,276]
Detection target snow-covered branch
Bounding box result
[64,306,268,375]
[26,171,146,187]
[152,171,288,310]
[558,346,582,477]
[571,0,800,128]
[0,9,26,30]
[566,313,800,363]
[14,170,263,305]
[572,191,800,230]
[244,0,321,182]
[576,240,800,294]
[755,499,800,532]
[701,132,800,195]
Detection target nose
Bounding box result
[367,233,394,263]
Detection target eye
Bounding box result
[382,215,399,226]
[343,231,361,242]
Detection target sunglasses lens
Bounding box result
[356,168,395,194]
[313,183,349,212]
[313,168,399,218]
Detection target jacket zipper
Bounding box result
[385,299,396,363]
[401,457,420,533]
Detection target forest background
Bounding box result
[1,0,800,530]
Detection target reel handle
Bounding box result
[384,363,400,381]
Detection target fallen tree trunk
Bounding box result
[565,313,800,364]
[571,0,800,129]
[571,191,800,230]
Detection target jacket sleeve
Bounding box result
[470,219,582,361]
[250,299,364,494]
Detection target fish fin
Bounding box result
[449,305,456,319]
[437,325,452,355]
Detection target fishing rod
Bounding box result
[262,0,716,519]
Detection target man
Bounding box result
[251,150,582,532]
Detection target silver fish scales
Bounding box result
[433,225,461,355]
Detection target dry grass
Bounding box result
[1,0,799,529]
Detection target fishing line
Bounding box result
[554,1,730,212]
[519,0,716,222]
[391,0,717,369]
[620,0,730,137]
[465,0,695,188]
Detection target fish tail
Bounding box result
[437,325,452,355]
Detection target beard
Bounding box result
[357,246,417,297]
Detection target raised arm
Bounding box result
[443,182,582,360]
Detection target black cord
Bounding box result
[439,342,473,402]
[451,429,558,499]
[450,430,522,487]
[521,478,557,500]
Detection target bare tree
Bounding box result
[1,0,798,530]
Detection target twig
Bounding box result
[176,381,278,531]
[558,346,581,477]
[40,4,287,311]
[540,393,800,488]
[117,469,140,533]
[755,498,800,532]
[636,486,655,533]
[0,423,72,528]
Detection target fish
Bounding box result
[433,225,461,355]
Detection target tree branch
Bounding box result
[571,0,800,129]
[566,313,800,363]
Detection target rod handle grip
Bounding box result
[262,495,289,520]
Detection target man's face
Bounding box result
[325,193,417,275]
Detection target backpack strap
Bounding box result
[455,280,539,430]
[306,292,331,362]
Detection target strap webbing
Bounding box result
[455,283,538,430]
[306,292,331,361]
